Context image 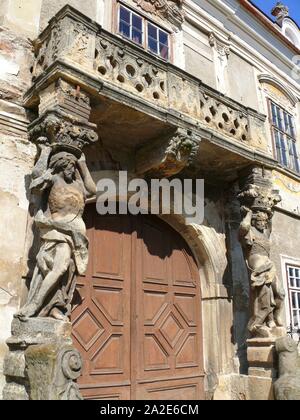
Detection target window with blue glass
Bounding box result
[118,4,169,60]
[119,5,143,45]
[270,101,299,173]
[147,23,169,60]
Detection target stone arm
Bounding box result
[30,142,53,193]
[239,208,252,239]
[77,154,96,198]
[32,141,52,180]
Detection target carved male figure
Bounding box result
[239,207,285,337]
[16,140,96,320]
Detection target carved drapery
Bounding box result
[238,167,285,339]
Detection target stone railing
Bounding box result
[28,5,266,149]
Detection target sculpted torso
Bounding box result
[245,226,271,270]
[48,175,85,220]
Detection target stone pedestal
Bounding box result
[3,318,82,400]
[246,327,285,400]
[274,336,300,400]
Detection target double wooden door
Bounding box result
[71,207,204,400]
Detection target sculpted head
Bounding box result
[49,152,78,183]
[252,211,269,232]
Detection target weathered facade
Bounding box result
[0,0,299,400]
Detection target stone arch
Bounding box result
[258,74,298,107]
[92,170,233,395]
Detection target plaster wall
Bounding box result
[227,51,260,111]
[0,26,36,398]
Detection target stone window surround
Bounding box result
[268,99,300,174]
[116,2,170,61]
[113,0,174,63]
[280,255,300,337]
[259,75,300,177]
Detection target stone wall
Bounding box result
[182,22,216,87]
[0,26,36,397]
[0,0,42,38]
[39,0,99,31]
[227,52,260,111]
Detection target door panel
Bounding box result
[133,217,204,400]
[72,211,132,399]
[72,209,204,400]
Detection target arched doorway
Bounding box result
[71,205,204,400]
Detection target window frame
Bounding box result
[116,2,171,62]
[118,4,144,47]
[268,99,300,174]
[286,263,300,332]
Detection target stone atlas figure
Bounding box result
[16,138,96,321]
[239,189,285,338]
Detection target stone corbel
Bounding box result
[135,128,200,177]
[29,79,98,154]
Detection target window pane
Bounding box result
[148,37,158,54]
[277,107,283,131]
[280,133,288,166]
[274,130,281,162]
[120,21,130,38]
[292,292,297,308]
[132,28,142,45]
[159,43,169,59]
[293,311,299,327]
[284,112,290,135]
[289,115,296,138]
[292,142,300,173]
[120,6,130,24]
[159,30,168,46]
[271,103,277,126]
[132,14,142,31]
[148,23,157,40]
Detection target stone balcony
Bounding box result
[24,5,277,181]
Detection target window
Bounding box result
[147,23,169,60]
[287,265,300,330]
[270,101,300,173]
[118,4,169,60]
[119,5,143,45]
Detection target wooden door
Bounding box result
[71,208,204,400]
